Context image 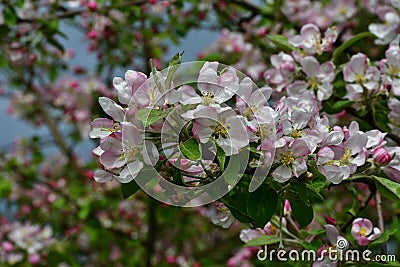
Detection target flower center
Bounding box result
[213,123,229,139]
[388,64,399,78]
[289,128,305,139]
[201,91,214,105]
[120,145,142,161]
[101,123,120,133]
[340,148,352,165]
[339,7,347,16]
[280,151,294,166]
[359,226,368,237]
[308,76,319,90]
[355,73,365,84]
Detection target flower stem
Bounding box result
[375,191,387,255]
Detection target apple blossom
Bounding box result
[351,218,381,246]
[343,53,380,101]
[369,6,400,45]
[298,56,335,101]
[288,24,338,55]
[263,52,297,93]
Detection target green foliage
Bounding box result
[244,235,280,247]
[289,199,314,227]
[374,176,400,203]
[179,137,202,161]
[332,32,375,64]
[224,185,278,228]
[135,108,172,127]
[267,35,298,52]
[323,99,354,114]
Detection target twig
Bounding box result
[375,191,387,255]
[340,189,376,232]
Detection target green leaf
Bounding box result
[0,54,7,68]
[78,199,91,219]
[322,100,353,114]
[150,59,164,93]
[267,35,297,52]
[372,108,391,132]
[247,185,278,228]
[166,51,183,89]
[0,179,12,197]
[16,0,25,8]
[47,37,65,53]
[222,193,254,223]
[374,176,400,203]
[215,142,226,171]
[223,155,242,186]
[172,158,185,185]
[179,137,201,161]
[244,235,280,247]
[199,53,224,62]
[290,200,314,227]
[135,108,171,127]
[347,187,359,217]
[3,7,17,27]
[332,32,375,63]
[121,179,140,199]
[290,180,309,204]
[0,25,11,39]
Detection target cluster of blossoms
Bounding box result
[0,220,55,266]
[8,76,112,136]
[199,29,267,80]
[91,43,400,187]
[281,0,358,29]
[281,0,400,39]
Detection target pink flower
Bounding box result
[28,254,40,265]
[113,70,147,105]
[186,106,249,156]
[351,218,381,246]
[96,123,159,183]
[289,24,338,55]
[369,6,400,45]
[380,37,400,96]
[373,147,392,166]
[343,53,380,100]
[287,56,335,101]
[325,0,357,23]
[271,138,311,182]
[317,122,367,184]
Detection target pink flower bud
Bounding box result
[280,62,295,72]
[373,147,392,166]
[284,199,291,215]
[2,241,14,252]
[28,254,40,265]
[87,1,97,11]
[87,30,97,39]
[166,255,176,264]
[325,216,337,226]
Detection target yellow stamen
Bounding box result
[360,226,368,237]
[280,151,294,166]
